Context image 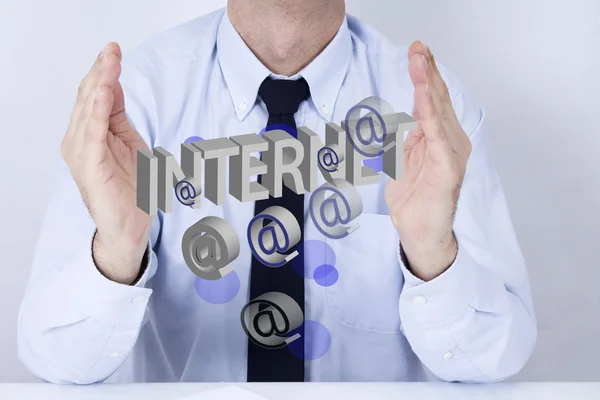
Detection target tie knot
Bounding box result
[258,77,310,116]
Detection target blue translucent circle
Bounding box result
[292,240,336,279]
[194,271,240,304]
[287,320,331,360]
[313,264,339,287]
[184,136,204,144]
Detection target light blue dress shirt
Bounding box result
[18,8,537,384]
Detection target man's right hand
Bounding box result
[61,42,154,285]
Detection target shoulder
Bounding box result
[346,13,467,98]
[346,13,482,136]
[122,8,224,72]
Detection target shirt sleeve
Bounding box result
[17,59,160,384]
[397,87,537,383]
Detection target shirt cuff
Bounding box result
[398,234,478,325]
[49,230,154,328]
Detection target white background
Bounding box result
[1,0,599,382]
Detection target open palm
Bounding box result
[61,43,153,283]
[384,41,472,280]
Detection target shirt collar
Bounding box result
[217,10,352,121]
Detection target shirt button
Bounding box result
[412,296,427,305]
[238,103,248,112]
[321,105,329,115]
[109,352,120,359]
[442,351,453,360]
[130,295,146,304]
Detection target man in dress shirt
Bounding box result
[18,0,537,384]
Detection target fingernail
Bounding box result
[96,86,104,97]
[425,83,431,96]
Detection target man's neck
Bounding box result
[228,0,345,76]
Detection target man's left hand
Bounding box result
[384,41,472,282]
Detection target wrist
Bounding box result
[92,230,147,285]
[400,231,457,281]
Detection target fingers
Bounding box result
[414,82,446,143]
[409,41,456,120]
[423,45,452,106]
[108,81,132,136]
[87,85,115,145]
[77,52,122,124]
[408,41,427,88]
[409,56,446,124]
[403,129,424,154]
[409,42,444,142]
[409,41,463,143]
[61,84,114,175]
[80,43,122,101]
[70,51,121,150]
[410,41,452,105]
[62,42,123,162]
[69,43,122,135]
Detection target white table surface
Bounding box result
[1,382,600,400]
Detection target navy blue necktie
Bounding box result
[247,77,309,382]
